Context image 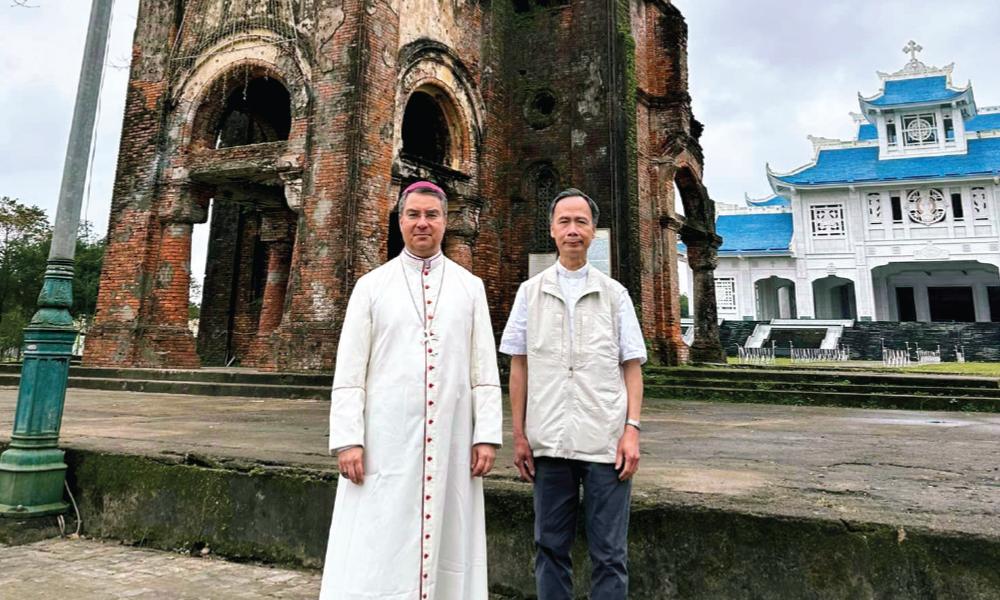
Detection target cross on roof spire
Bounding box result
[903,40,923,61]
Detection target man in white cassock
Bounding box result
[319,181,503,600]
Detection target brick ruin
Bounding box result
[84,0,725,372]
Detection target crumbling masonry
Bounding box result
[85,0,724,371]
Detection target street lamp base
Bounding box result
[0,448,69,518]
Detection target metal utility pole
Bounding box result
[0,0,115,517]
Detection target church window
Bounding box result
[866,193,882,224]
[902,113,938,147]
[943,114,955,142]
[715,278,736,311]
[809,204,846,238]
[890,195,903,223]
[972,187,990,220]
[951,192,964,221]
[905,189,946,225]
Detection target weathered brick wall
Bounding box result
[86,0,706,372]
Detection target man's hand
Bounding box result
[471,443,497,477]
[338,447,365,485]
[615,427,640,481]
[513,433,536,483]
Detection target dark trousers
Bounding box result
[533,457,631,600]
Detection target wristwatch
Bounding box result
[625,418,641,432]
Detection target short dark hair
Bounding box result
[549,188,599,226]
[397,185,448,215]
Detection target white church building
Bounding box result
[693,45,1000,324]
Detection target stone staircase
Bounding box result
[3,362,999,412]
[0,364,330,400]
[644,365,1000,412]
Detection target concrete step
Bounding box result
[646,365,1000,389]
[645,375,1000,400]
[0,364,332,399]
[0,363,330,386]
[645,383,1000,412]
[66,376,330,400]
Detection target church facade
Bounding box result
[84,0,724,372]
[694,47,1000,325]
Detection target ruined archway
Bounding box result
[392,43,485,269]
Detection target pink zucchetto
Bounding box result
[402,181,447,198]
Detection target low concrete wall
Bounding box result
[49,447,1000,599]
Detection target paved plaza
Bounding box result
[0,386,997,537]
[0,537,320,599]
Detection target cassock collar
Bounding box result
[401,248,444,272]
[556,260,589,280]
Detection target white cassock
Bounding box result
[319,250,503,600]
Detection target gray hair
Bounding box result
[549,188,599,226]
[397,185,448,216]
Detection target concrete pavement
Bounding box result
[0,386,997,538]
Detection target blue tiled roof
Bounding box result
[747,194,792,208]
[774,137,1000,186]
[715,213,793,254]
[857,123,878,141]
[966,113,1000,132]
[867,76,964,107]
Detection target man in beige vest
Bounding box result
[500,188,646,599]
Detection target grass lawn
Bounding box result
[725,356,1000,378]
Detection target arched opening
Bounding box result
[871,261,1000,322]
[812,276,857,320]
[755,276,797,319]
[193,188,295,367]
[401,91,452,165]
[215,77,291,148]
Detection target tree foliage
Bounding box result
[0,197,105,359]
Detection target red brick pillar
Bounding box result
[143,220,200,368]
[246,241,293,369]
[658,215,689,365]
[246,209,297,370]
[683,229,726,364]
[258,241,293,334]
[445,201,481,271]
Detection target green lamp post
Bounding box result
[0,0,114,517]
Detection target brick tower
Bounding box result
[85,0,723,372]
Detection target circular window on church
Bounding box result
[524,89,558,130]
[906,188,946,225]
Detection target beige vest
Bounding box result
[524,264,627,463]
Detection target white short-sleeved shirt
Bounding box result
[500,262,647,364]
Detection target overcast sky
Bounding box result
[1,0,998,242]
